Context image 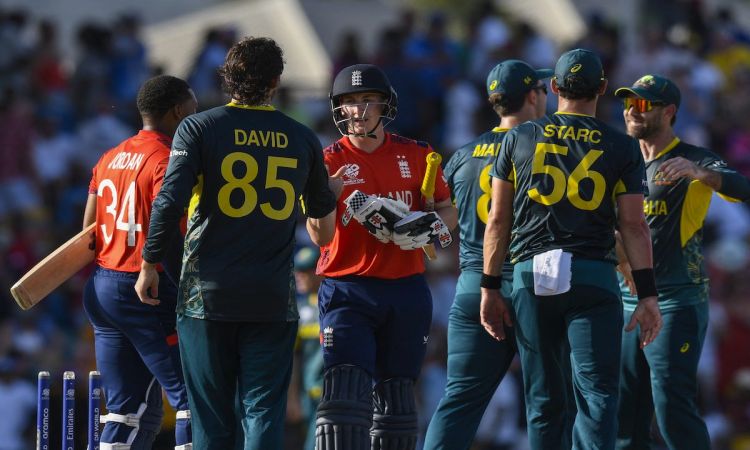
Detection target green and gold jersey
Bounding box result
[444,127,512,278]
[491,112,645,263]
[621,138,750,311]
[144,104,336,321]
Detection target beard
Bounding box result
[626,118,661,139]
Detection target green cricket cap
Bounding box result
[615,74,681,108]
[554,48,605,91]
[486,59,553,98]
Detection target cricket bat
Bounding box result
[420,152,443,261]
[10,223,96,310]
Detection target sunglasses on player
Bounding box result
[623,97,665,113]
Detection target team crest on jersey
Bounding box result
[342,163,365,185]
[321,326,334,348]
[396,155,411,178]
[352,70,362,86]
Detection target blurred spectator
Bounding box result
[375,27,422,138]
[30,113,79,204]
[70,23,112,120]
[188,27,235,106]
[466,1,510,83]
[0,353,36,450]
[76,98,133,169]
[0,88,41,216]
[404,11,461,146]
[332,30,362,78]
[109,13,149,115]
[30,19,67,96]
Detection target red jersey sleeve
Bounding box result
[89,164,98,194]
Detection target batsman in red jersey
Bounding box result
[309,64,458,450]
[82,75,197,449]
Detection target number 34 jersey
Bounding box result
[90,130,173,272]
[491,112,646,263]
[145,104,335,321]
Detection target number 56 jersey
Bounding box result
[491,113,646,263]
[90,130,173,272]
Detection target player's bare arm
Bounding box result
[307,211,336,246]
[434,198,458,230]
[614,230,636,295]
[135,261,160,306]
[307,166,347,246]
[617,193,662,347]
[480,178,514,341]
[83,193,97,229]
[658,156,721,190]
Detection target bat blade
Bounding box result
[10,223,96,310]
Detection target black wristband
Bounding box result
[631,268,658,300]
[480,274,502,290]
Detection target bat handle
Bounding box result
[421,152,442,261]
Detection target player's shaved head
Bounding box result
[137,75,193,120]
[219,36,285,106]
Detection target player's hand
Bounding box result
[657,157,700,182]
[625,296,662,348]
[328,166,346,200]
[617,261,637,296]
[135,262,161,306]
[344,191,408,243]
[392,211,452,250]
[480,287,513,341]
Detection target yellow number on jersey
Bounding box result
[476,164,492,224]
[527,143,606,211]
[218,152,298,220]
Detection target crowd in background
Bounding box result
[1,1,750,448]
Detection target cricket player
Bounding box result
[312,63,457,450]
[135,37,337,449]
[614,74,750,450]
[82,75,197,449]
[481,49,663,450]
[288,246,324,450]
[423,59,551,450]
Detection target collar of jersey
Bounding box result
[138,129,171,142]
[492,127,510,132]
[226,101,275,111]
[652,137,681,161]
[344,132,390,155]
[554,111,595,117]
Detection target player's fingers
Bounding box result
[480,315,502,341]
[628,280,637,296]
[624,312,638,332]
[502,307,513,328]
[330,166,347,179]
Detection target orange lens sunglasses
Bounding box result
[623,97,664,113]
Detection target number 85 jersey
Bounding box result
[90,130,173,272]
[491,113,645,263]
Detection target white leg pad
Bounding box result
[100,442,132,450]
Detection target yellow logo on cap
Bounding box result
[523,76,532,85]
[636,75,655,87]
[680,343,690,353]
[489,80,498,90]
[571,64,582,73]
